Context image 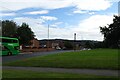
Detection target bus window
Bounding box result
[2,45,9,51]
[2,39,12,43]
[2,39,18,43]
[13,40,18,43]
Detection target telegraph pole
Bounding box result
[47,24,49,51]
[118,1,120,16]
[48,24,49,40]
[74,33,76,51]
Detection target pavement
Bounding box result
[3,66,119,77]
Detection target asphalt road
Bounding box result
[2,50,74,63]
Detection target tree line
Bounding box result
[1,20,35,45]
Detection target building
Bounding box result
[30,38,40,48]
[39,39,64,49]
[39,39,102,50]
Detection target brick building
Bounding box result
[30,38,40,48]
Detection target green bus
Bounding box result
[0,37,20,56]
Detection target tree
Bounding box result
[84,41,94,49]
[17,23,35,45]
[2,20,18,37]
[64,41,73,50]
[100,15,120,48]
[1,20,35,45]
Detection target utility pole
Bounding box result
[47,24,49,41]
[118,1,120,16]
[47,24,49,51]
[74,33,76,51]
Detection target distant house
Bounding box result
[30,38,40,48]
[39,39,101,50]
[39,39,64,49]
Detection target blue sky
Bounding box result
[0,0,119,41]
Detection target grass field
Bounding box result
[3,49,119,70]
[2,69,117,78]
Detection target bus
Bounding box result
[0,37,20,56]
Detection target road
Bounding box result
[2,50,74,63]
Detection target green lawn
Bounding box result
[3,49,119,70]
[2,69,117,78]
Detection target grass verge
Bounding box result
[3,49,119,70]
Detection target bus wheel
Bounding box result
[8,52,12,56]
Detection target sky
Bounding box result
[0,0,119,41]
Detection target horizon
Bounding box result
[38,38,102,42]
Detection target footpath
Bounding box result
[3,66,119,77]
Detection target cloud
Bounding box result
[79,15,113,29]
[73,10,88,14]
[14,17,45,25]
[108,0,119,2]
[50,22,63,27]
[13,14,113,41]
[13,17,70,39]
[14,17,47,39]
[0,13,16,16]
[0,0,116,41]
[13,17,74,40]
[1,0,73,11]
[72,0,112,14]
[1,0,112,12]
[40,16,57,21]
[14,16,57,25]
[88,12,95,15]
[25,10,49,15]
[73,10,95,15]
[72,15,113,41]
[73,0,112,11]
